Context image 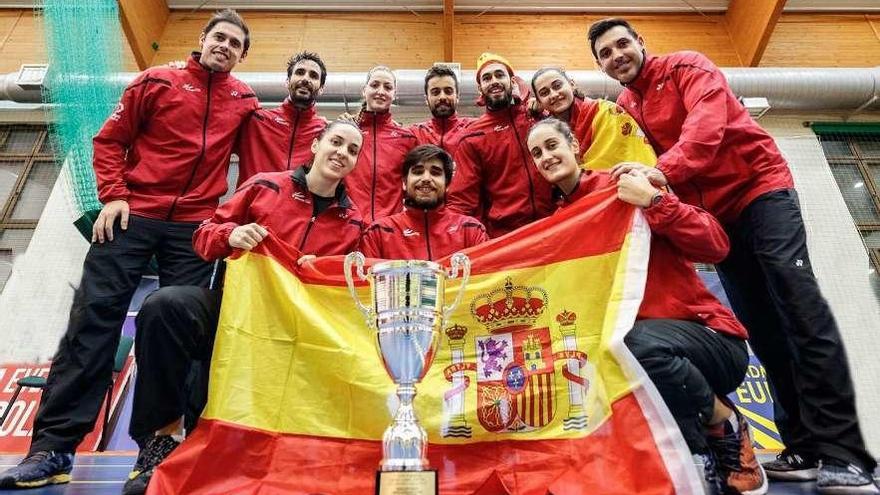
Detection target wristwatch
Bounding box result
[649,190,664,208]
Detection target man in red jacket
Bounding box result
[529,118,765,494]
[361,144,488,260]
[120,120,364,495]
[446,53,554,238]
[588,18,878,494]
[235,51,329,183]
[0,9,257,491]
[409,64,474,153]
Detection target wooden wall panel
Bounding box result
[153,11,445,72]
[0,9,139,74]
[725,0,785,66]
[453,13,741,70]
[761,14,880,66]
[118,0,169,70]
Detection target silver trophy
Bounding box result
[344,252,470,491]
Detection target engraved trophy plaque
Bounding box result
[344,252,470,494]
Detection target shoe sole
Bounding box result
[738,463,769,495]
[764,467,818,481]
[15,473,72,488]
[816,484,880,495]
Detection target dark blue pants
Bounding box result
[716,189,875,471]
[29,215,212,454]
[625,319,748,454]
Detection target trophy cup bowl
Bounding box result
[344,252,470,492]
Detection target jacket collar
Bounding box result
[402,204,446,223]
[622,54,658,94]
[187,52,232,84]
[280,98,318,121]
[554,170,592,205]
[360,110,393,128]
[429,113,463,132]
[291,166,354,209]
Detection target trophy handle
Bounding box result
[443,252,471,320]
[343,252,373,322]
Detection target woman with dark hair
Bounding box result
[530,67,655,171]
[526,118,767,495]
[347,65,418,222]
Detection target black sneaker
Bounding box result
[816,458,879,494]
[762,451,819,481]
[121,435,181,495]
[0,450,74,489]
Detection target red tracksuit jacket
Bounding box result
[93,53,258,222]
[235,98,328,185]
[617,52,793,224]
[360,206,488,261]
[409,114,474,152]
[446,103,554,238]
[193,167,364,261]
[560,171,747,339]
[346,111,418,223]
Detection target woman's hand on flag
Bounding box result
[229,223,268,251]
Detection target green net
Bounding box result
[40,0,126,225]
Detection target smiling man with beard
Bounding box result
[409,64,474,153]
[445,53,553,238]
[235,51,329,183]
[361,144,487,261]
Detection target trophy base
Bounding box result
[375,470,437,495]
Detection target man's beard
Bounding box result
[485,89,512,111]
[430,103,455,118]
[405,194,442,210]
[290,84,317,108]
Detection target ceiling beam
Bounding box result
[443,0,454,62]
[725,0,787,66]
[118,0,169,70]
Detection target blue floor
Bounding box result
[0,453,875,494]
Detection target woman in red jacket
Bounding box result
[527,118,766,495]
[347,65,418,223]
[120,120,365,495]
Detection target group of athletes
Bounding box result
[0,7,876,495]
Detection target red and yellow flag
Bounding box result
[149,187,702,494]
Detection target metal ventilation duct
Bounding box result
[1,67,878,112]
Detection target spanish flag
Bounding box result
[149,187,702,494]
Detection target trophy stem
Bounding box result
[381,384,428,472]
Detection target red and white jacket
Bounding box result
[360,206,488,261]
[446,103,554,238]
[617,52,793,224]
[346,111,418,223]
[409,114,474,153]
[235,98,328,185]
[559,171,747,339]
[93,53,258,222]
[193,167,364,261]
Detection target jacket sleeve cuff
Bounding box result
[642,192,678,231]
[655,159,681,185]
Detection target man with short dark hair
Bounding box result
[409,64,473,152]
[235,51,329,182]
[362,144,487,260]
[446,53,553,238]
[588,17,878,494]
[0,8,258,491]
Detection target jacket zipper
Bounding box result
[167,71,214,220]
[299,215,317,251]
[286,111,301,170]
[370,117,378,222]
[439,118,447,150]
[422,210,433,261]
[509,107,537,219]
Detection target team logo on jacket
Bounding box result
[231,90,239,97]
[656,82,665,92]
[292,192,310,203]
[109,103,124,122]
[182,83,201,93]
[493,125,510,133]
[274,117,289,126]
[440,278,591,438]
[390,131,400,138]
[403,228,420,237]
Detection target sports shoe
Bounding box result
[121,435,181,495]
[816,458,879,494]
[707,405,768,495]
[0,450,74,489]
[762,450,819,481]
